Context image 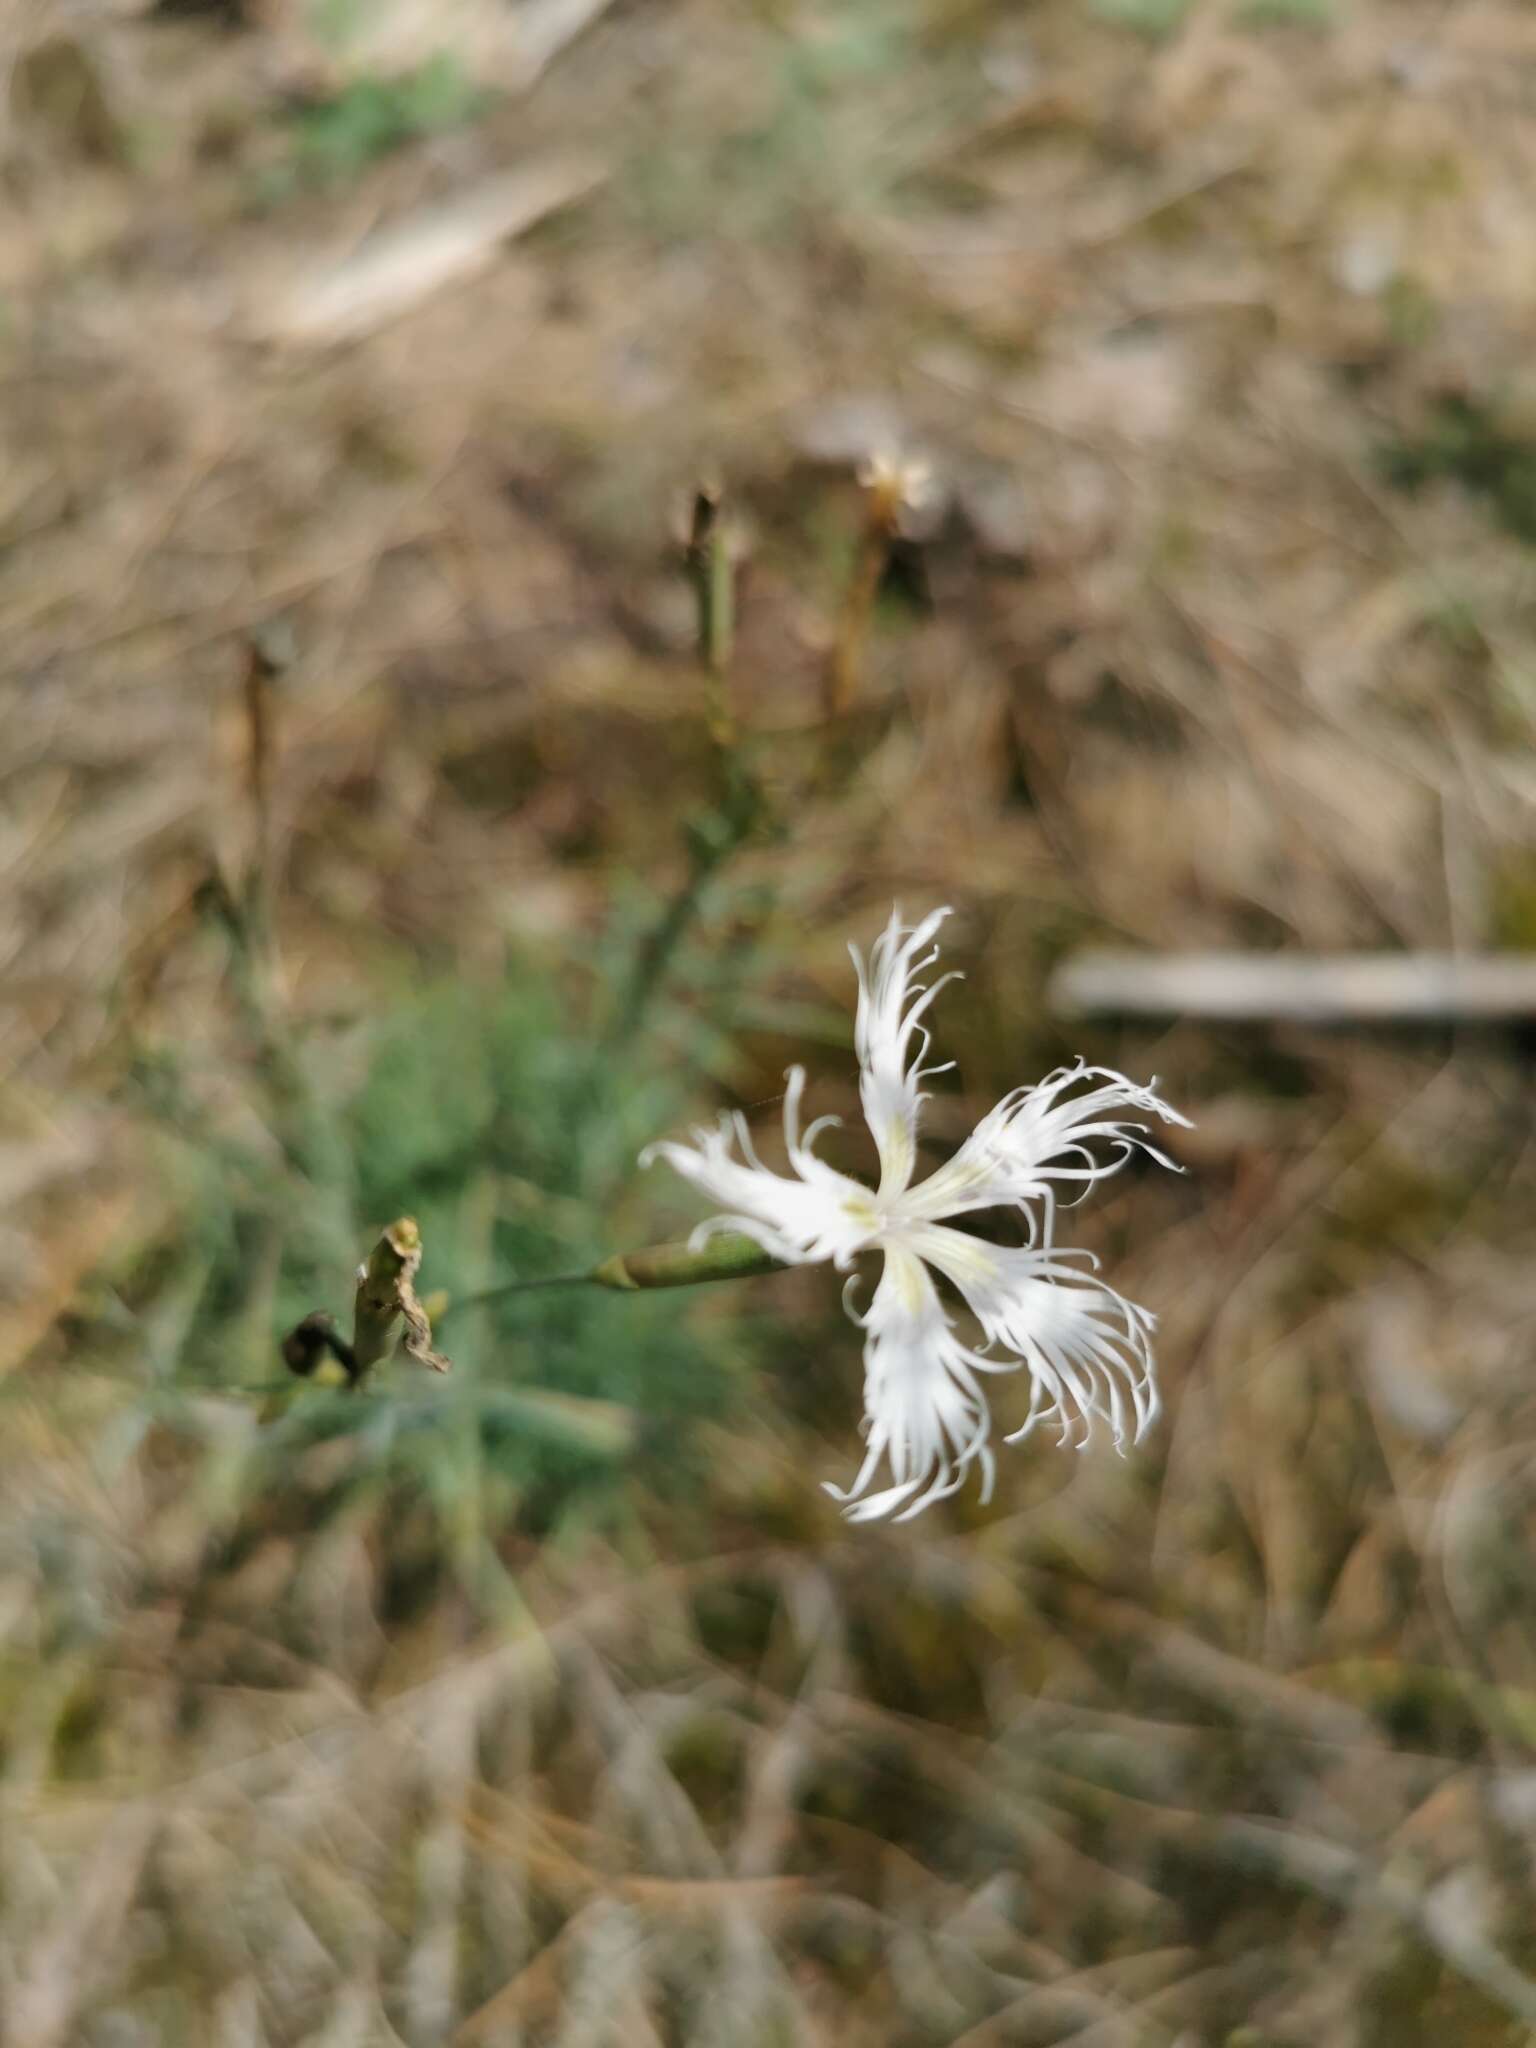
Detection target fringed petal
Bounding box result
[851,906,959,1203]
[823,1242,1005,1523]
[903,1061,1189,1234]
[910,1224,1161,1451]
[641,1067,876,1268]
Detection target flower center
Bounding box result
[840,1190,885,1238]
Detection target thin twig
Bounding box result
[239,621,292,976]
[610,479,761,1041]
[685,481,735,746]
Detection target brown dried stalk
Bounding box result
[824,452,932,720]
[685,479,736,747]
[282,1216,450,1390]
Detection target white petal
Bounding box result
[824,1240,1003,1523]
[902,1061,1189,1233]
[851,905,959,1203]
[910,1224,1160,1451]
[641,1067,879,1268]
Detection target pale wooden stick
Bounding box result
[1051,951,1536,1026]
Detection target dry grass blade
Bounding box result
[3,1805,157,2048]
[454,1904,600,2043]
[510,0,621,91]
[942,1947,1209,2048]
[254,159,607,344]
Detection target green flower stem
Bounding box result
[439,1232,783,1320]
[590,1232,783,1291]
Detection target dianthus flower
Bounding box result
[642,909,1188,1522]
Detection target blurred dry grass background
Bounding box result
[3,1,1536,2042]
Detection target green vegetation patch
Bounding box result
[1381,392,1536,546]
[280,52,488,190]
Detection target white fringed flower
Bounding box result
[641,908,1189,1523]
